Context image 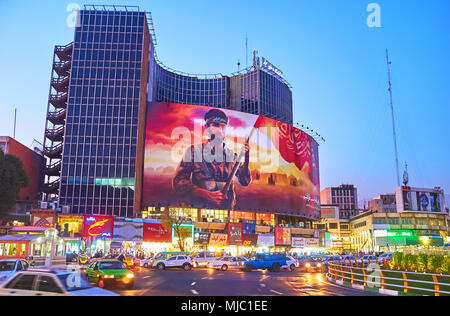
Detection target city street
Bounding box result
[110,268,381,296]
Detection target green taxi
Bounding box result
[86,260,135,289]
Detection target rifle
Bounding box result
[221,127,257,195]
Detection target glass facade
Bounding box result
[59,10,148,217]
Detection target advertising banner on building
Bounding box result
[257,234,275,247]
[113,220,144,242]
[31,209,57,228]
[82,216,114,239]
[227,223,243,245]
[143,102,320,217]
[243,220,256,234]
[209,233,228,246]
[143,223,171,243]
[243,234,258,247]
[194,232,211,245]
[306,238,320,247]
[275,227,291,246]
[291,237,306,248]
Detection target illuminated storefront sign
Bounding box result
[194,232,211,245]
[172,224,194,245]
[257,234,274,247]
[227,223,243,245]
[242,234,258,247]
[291,237,305,248]
[82,216,114,239]
[143,223,171,243]
[209,233,228,246]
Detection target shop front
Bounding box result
[274,227,291,253]
[256,234,275,253]
[113,219,144,256]
[82,215,114,256]
[142,222,173,256]
[0,228,66,266]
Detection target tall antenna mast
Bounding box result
[386,49,401,187]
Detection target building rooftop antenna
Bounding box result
[386,49,401,187]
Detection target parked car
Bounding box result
[192,252,220,268]
[140,257,153,268]
[0,269,117,296]
[304,257,325,273]
[241,254,288,272]
[356,255,378,266]
[153,255,193,271]
[378,253,394,264]
[207,256,248,271]
[0,259,30,285]
[85,260,135,289]
[282,256,299,271]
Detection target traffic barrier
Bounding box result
[327,262,450,296]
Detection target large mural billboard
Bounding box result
[143,102,320,217]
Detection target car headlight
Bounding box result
[126,273,135,279]
[317,263,322,267]
[305,263,311,268]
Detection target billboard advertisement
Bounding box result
[143,223,171,243]
[143,102,320,216]
[113,220,144,242]
[243,234,258,247]
[257,234,275,247]
[397,186,446,213]
[82,216,114,239]
[275,227,291,246]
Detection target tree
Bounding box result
[0,149,29,220]
[160,207,191,252]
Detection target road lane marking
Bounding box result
[259,283,266,287]
[191,290,199,295]
[191,282,196,286]
[143,276,151,279]
[270,290,283,295]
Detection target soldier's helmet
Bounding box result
[205,109,229,126]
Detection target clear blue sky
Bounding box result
[1,0,449,205]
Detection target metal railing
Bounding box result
[327,261,450,296]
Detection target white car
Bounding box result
[0,269,117,296]
[153,255,193,271]
[0,259,30,284]
[282,256,299,271]
[140,257,153,268]
[192,252,218,268]
[207,256,248,271]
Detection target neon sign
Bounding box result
[83,216,114,239]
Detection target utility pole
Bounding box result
[386,49,401,187]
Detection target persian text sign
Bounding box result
[209,233,228,246]
[228,223,243,245]
[291,237,306,248]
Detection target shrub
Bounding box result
[440,256,450,275]
[390,252,403,270]
[427,255,444,274]
[417,254,429,273]
[403,254,418,272]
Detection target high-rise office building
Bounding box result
[42,5,295,217]
[320,185,359,219]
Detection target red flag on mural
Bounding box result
[253,116,312,172]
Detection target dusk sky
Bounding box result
[1,0,449,206]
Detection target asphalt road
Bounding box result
[110,267,381,296]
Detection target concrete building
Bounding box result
[320,185,358,219]
[367,194,397,213]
